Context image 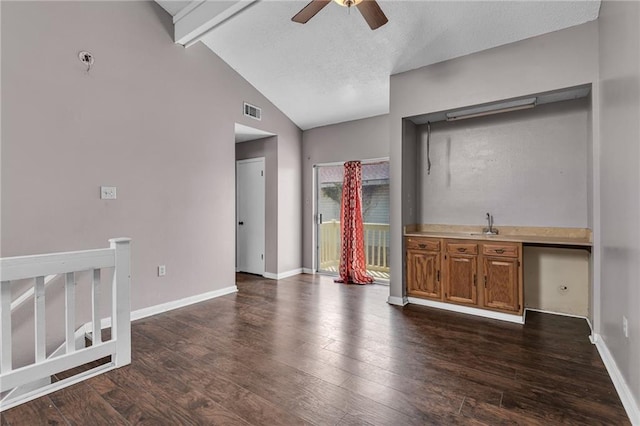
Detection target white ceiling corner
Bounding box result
[156,0,601,131]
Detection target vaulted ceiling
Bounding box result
[156,1,600,130]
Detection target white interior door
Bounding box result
[236,158,265,275]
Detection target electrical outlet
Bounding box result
[100,186,117,200]
[158,265,166,277]
[623,316,629,338]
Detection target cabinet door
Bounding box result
[483,256,520,312]
[444,253,477,305]
[407,250,441,299]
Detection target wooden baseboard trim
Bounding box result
[594,334,640,424]
[408,297,525,324]
[302,268,315,274]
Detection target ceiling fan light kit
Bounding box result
[334,0,364,7]
[292,0,388,30]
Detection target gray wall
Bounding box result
[417,98,589,228]
[301,115,388,269]
[389,21,599,304]
[236,136,278,275]
[598,0,640,415]
[277,123,303,274]
[1,1,301,363]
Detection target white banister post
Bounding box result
[34,276,46,363]
[0,281,12,373]
[109,238,131,367]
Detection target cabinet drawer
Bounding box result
[406,237,440,251]
[445,242,478,255]
[482,243,519,258]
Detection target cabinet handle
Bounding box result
[418,244,427,249]
[457,248,467,252]
[437,270,440,282]
[473,274,476,286]
[484,276,487,288]
[494,249,505,254]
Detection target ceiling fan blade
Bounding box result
[356,0,388,30]
[292,0,332,24]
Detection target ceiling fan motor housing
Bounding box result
[292,0,388,30]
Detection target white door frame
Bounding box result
[313,157,389,274]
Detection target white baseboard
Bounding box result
[408,297,525,324]
[387,296,408,306]
[132,285,238,321]
[99,285,238,329]
[594,333,640,424]
[302,268,315,274]
[263,268,303,280]
[524,308,596,342]
[586,317,595,342]
[524,307,588,320]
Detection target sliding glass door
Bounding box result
[315,161,390,280]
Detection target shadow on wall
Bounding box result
[523,246,589,317]
[148,1,176,42]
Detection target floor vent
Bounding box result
[243,102,262,121]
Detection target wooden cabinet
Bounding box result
[443,241,477,305]
[406,237,441,299]
[482,242,522,313]
[405,237,523,316]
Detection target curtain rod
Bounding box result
[314,157,389,168]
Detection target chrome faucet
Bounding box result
[483,212,499,235]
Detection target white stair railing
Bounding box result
[10,274,58,312]
[0,238,131,411]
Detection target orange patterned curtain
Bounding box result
[335,161,374,285]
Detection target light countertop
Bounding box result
[404,224,592,247]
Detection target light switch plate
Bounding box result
[101,186,117,200]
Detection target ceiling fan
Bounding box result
[292,0,389,30]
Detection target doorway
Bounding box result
[236,157,265,275]
[315,160,390,280]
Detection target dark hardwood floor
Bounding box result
[1,273,629,425]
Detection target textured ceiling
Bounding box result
[159,1,600,130]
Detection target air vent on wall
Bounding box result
[243,102,262,121]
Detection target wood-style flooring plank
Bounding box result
[459,396,546,426]
[2,272,629,425]
[87,371,196,425]
[47,382,127,425]
[0,396,67,426]
[336,413,377,426]
[136,345,310,426]
[340,374,463,423]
